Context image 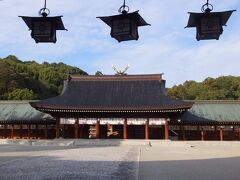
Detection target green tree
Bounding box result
[8,88,36,100]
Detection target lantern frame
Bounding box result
[185,0,236,41]
[97,0,150,42]
[19,0,67,43]
[98,11,150,42]
[20,16,66,43]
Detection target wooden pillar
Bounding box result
[62,124,65,138]
[220,127,223,141]
[123,118,128,140]
[179,125,182,140]
[44,124,48,139]
[214,126,218,141]
[179,125,185,140]
[75,119,79,139]
[238,128,240,141]
[197,125,200,140]
[56,117,60,139]
[11,124,14,139]
[95,120,100,139]
[164,120,169,140]
[232,126,235,140]
[27,125,30,139]
[201,127,204,141]
[3,124,6,139]
[36,125,39,139]
[145,119,149,140]
[79,124,83,138]
[20,125,22,139]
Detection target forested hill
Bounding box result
[0,55,87,100]
[1,55,240,101]
[167,76,240,100]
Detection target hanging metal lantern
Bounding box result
[185,0,235,41]
[19,0,67,43]
[97,0,150,42]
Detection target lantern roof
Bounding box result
[185,10,236,28]
[97,11,150,27]
[19,16,67,30]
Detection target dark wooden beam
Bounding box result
[220,127,223,141]
[56,117,60,139]
[27,125,30,139]
[75,119,79,139]
[214,126,218,141]
[11,124,14,139]
[44,124,48,139]
[201,127,204,141]
[123,118,128,140]
[36,125,39,139]
[145,118,149,140]
[164,120,169,140]
[20,125,22,139]
[95,120,100,139]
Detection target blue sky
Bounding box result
[0,0,240,87]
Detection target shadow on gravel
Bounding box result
[139,157,240,180]
[0,145,79,153]
[0,156,137,180]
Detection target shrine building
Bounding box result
[0,74,240,141]
[30,74,193,140]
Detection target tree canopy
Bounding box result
[167,76,240,100]
[0,55,87,100]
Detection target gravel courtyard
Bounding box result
[0,142,240,180]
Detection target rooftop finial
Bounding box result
[112,64,130,75]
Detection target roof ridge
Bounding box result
[69,74,163,81]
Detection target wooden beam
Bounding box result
[145,118,149,140]
[62,124,65,138]
[238,128,240,141]
[44,124,48,139]
[201,127,204,141]
[79,124,83,138]
[36,125,39,139]
[75,119,79,139]
[220,127,223,141]
[11,124,14,139]
[214,126,218,141]
[95,120,100,139]
[4,124,6,139]
[232,126,235,140]
[123,118,128,140]
[56,117,60,139]
[27,125,30,139]
[179,125,182,140]
[164,120,169,140]
[20,125,22,139]
[197,125,200,140]
[179,125,185,140]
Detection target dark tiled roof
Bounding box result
[0,101,53,123]
[31,74,193,112]
[181,100,240,124]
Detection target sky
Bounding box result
[0,0,240,87]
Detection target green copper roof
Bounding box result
[0,101,53,123]
[182,101,240,124]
